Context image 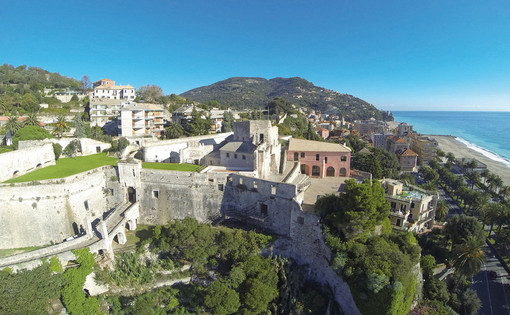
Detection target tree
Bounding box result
[12,125,53,148]
[73,114,86,137]
[165,122,185,139]
[21,93,40,112]
[221,111,234,132]
[61,248,100,314]
[5,115,22,135]
[186,108,212,136]
[240,278,277,314]
[22,112,40,127]
[52,143,62,160]
[53,115,70,137]
[435,200,449,222]
[204,280,240,315]
[451,236,486,279]
[444,215,485,247]
[80,75,91,90]
[137,84,164,103]
[445,152,456,165]
[63,139,81,158]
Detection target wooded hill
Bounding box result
[181,77,388,120]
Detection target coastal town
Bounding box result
[1,72,510,314]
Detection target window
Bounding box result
[341,155,347,161]
[411,202,415,209]
[301,152,305,158]
[260,204,268,216]
[226,153,230,158]
[234,154,238,159]
[391,201,396,209]
[325,157,328,163]
[271,185,276,195]
[294,152,299,161]
[312,166,320,176]
[316,154,320,161]
[218,184,224,191]
[253,181,258,189]
[300,164,306,174]
[153,190,159,198]
[242,155,246,160]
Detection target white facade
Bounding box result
[119,103,166,138]
[89,78,136,127]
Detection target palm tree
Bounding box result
[452,236,486,279]
[53,115,70,138]
[465,170,480,189]
[164,122,184,139]
[480,169,490,185]
[446,152,456,165]
[499,186,510,203]
[22,112,40,127]
[435,199,449,222]
[5,115,22,136]
[492,175,503,194]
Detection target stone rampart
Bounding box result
[0,166,123,249]
[142,133,232,163]
[138,169,229,224]
[0,143,55,182]
[18,138,111,155]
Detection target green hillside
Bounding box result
[181,77,388,120]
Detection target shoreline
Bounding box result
[426,135,510,186]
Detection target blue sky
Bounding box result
[2,0,510,111]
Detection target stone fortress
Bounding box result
[0,120,361,314]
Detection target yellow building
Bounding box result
[381,179,438,232]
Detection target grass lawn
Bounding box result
[142,162,200,172]
[4,152,118,183]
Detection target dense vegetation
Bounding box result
[181,76,386,120]
[316,179,421,314]
[0,63,85,115]
[351,147,401,179]
[96,218,330,314]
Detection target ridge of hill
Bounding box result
[181,77,387,120]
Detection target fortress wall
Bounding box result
[142,132,232,163]
[222,174,297,236]
[18,138,111,155]
[0,144,55,182]
[138,169,229,224]
[0,166,123,249]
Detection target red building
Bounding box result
[287,138,351,178]
[316,126,329,139]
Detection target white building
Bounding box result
[119,103,166,138]
[89,78,136,127]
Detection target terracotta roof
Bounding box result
[95,84,134,90]
[288,138,351,153]
[400,148,418,156]
[395,138,407,143]
[316,127,328,131]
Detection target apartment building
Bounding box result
[409,133,438,165]
[381,179,437,232]
[89,78,136,126]
[119,103,166,138]
[354,119,386,137]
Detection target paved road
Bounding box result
[438,185,464,216]
[471,245,510,315]
[437,182,510,314]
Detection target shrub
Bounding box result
[52,142,62,160]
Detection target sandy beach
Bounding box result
[428,135,510,186]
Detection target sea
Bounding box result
[391,111,510,168]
